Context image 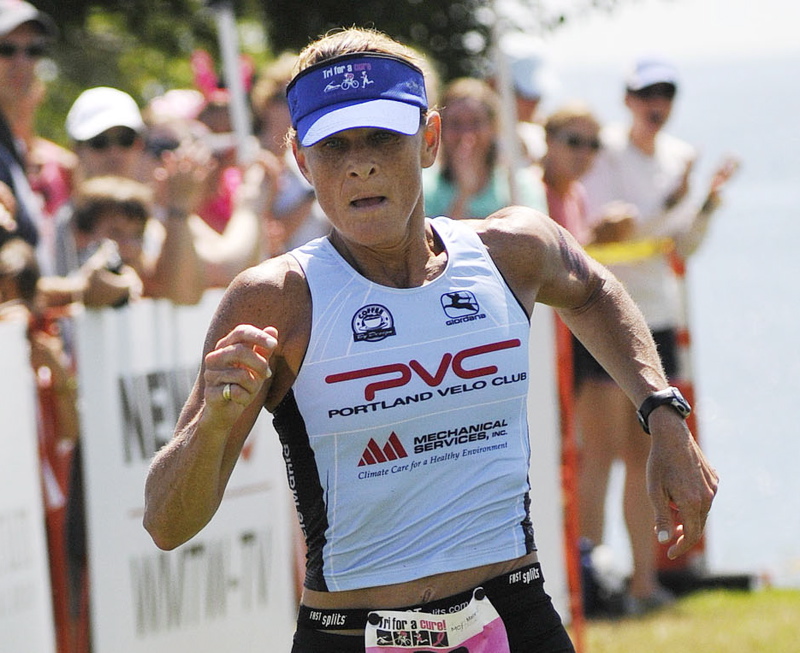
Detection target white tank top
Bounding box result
[275,217,536,592]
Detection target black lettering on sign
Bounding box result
[129,530,273,636]
[120,366,196,463]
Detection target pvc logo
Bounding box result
[358,432,408,466]
[326,338,521,401]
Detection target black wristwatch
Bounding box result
[636,386,692,435]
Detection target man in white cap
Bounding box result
[0,0,57,250]
[496,31,557,165]
[66,86,147,181]
[43,84,264,308]
[578,54,737,616]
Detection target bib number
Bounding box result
[365,588,510,652]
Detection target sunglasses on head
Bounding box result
[631,83,677,101]
[0,42,48,59]
[84,129,139,151]
[555,132,601,152]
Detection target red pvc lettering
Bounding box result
[409,354,452,387]
[452,339,521,378]
[325,339,521,400]
[325,364,410,401]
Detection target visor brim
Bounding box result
[299,99,422,146]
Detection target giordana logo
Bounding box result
[440,291,486,326]
[358,432,408,466]
[352,304,396,342]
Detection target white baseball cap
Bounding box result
[498,32,557,101]
[66,87,145,142]
[0,0,57,39]
[626,55,679,92]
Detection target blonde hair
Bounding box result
[287,27,433,145]
[440,77,500,126]
[544,101,601,137]
[294,27,425,75]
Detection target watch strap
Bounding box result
[636,386,692,434]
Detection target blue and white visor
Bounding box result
[287,52,428,146]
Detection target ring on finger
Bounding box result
[222,383,232,402]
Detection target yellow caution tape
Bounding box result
[585,238,674,265]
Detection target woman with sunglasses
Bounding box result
[66,87,147,184]
[541,101,603,247]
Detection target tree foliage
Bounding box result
[33,0,638,143]
[258,0,491,80]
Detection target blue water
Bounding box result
[551,53,800,586]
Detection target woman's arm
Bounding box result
[479,207,718,559]
[143,259,302,549]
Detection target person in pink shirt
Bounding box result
[541,102,602,246]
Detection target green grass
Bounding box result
[570,588,800,653]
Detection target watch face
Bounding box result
[669,389,692,417]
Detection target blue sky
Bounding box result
[538,0,800,67]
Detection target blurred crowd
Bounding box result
[0,2,739,651]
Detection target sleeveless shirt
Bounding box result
[273,216,536,592]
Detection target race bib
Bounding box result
[365,588,511,652]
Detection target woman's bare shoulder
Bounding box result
[471,206,561,270]
[469,206,596,311]
[209,253,311,400]
[231,253,307,299]
[208,253,310,347]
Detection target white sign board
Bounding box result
[73,294,296,653]
[0,320,56,653]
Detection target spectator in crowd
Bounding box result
[0,0,57,252]
[137,88,207,188]
[189,48,259,235]
[143,27,717,653]
[194,92,243,234]
[495,31,558,165]
[250,51,329,257]
[0,21,75,230]
[541,101,601,246]
[579,55,738,615]
[144,91,265,287]
[66,86,147,185]
[52,175,152,306]
[15,76,77,223]
[38,176,206,308]
[41,85,261,306]
[424,76,545,219]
